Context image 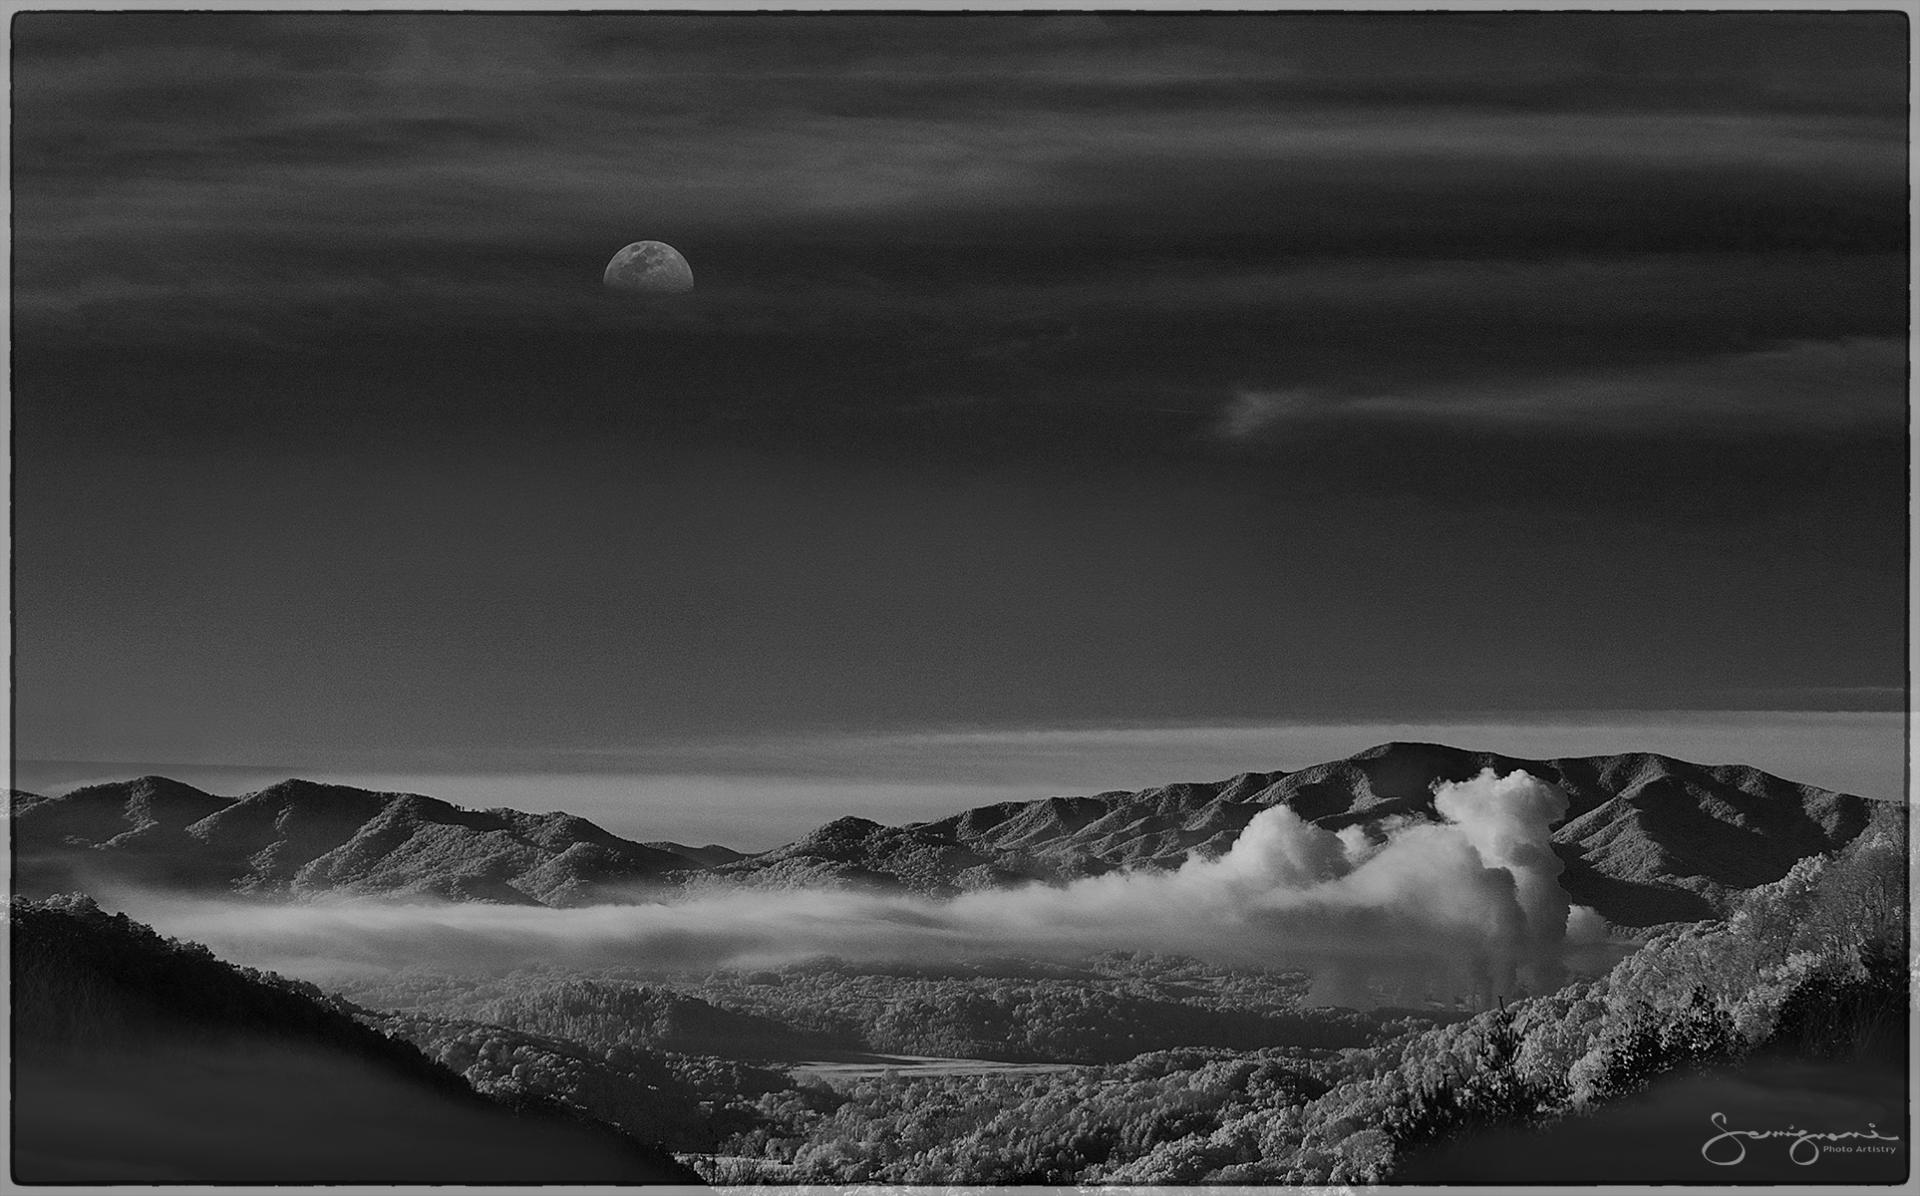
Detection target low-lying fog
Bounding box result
[114,769,1617,1005]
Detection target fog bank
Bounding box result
[121,770,1607,1003]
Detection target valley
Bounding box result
[10,742,1906,1184]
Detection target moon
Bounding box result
[603,240,693,295]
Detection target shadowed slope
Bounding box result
[9,896,701,1184]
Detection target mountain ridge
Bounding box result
[705,742,1883,925]
[14,774,708,907]
[11,742,1894,927]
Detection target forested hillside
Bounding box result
[341,952,1396,1067]
[10,896,699,1184]
[670,802,1906,1183]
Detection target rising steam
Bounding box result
[118,769,1608,1005]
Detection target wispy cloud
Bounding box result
[1217,338,1906,439]
[1212,389,1319,441]
[12,13,1904,769]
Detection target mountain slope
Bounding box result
[9,895,701,1184]
[706,743,1883,925]
[12,743,1889,927]
[13,776,706,906]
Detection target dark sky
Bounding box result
[12,12,1908,770]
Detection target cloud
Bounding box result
[13,15,1903,353]
[1396,337,1907,432]
[1218,337,1906,439]
[11,11,1903,510]
[118,769,1607,1005]
[1213,390,1319,441]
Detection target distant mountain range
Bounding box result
[11,776,740,906]
[11,742,1891,927]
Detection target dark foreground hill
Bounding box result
[10,895,701,1184]
[13,742,1893,926]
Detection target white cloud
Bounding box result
[118,769,1605,1005]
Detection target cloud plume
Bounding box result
[121,769,1606,1005]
